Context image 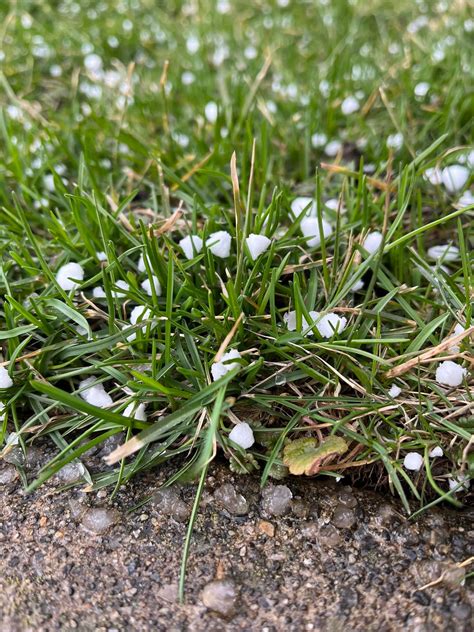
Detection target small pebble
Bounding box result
[68,499,87,520]
[156,583,179,603]
[152,486,190,522]
[214,483,249,515]
[57,462,85,484]
[440,565,465,588]
[332,504,356,529]
[201,579,238,617]
[3,446,25,466]
[337,487,358,509]
[317,523,342,546]
[261,485,293,516]
[450,602,471,621]
[0,465,17,485]
[258,520,275,537]
[81,507,120,534]
[291,499,310,519]
[99,433,125,457]
[413,590,430,606]
[24,446,44,469]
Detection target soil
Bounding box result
[0,449,472,631]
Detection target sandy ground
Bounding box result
[0,449,472,631]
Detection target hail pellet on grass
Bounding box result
[211,349,242,381]
[123,402,147,422]
[246,234,271,260]
[79,377,113,408]
[300,216,333,247]
[0,0,472,512]
[388,384,402,398]
[403,453,424,472]
[206,231,232,258]
[435,361,467,387]
[141,276,162,297]
[0,367,13,389]
[179,235,203,260]
[291,196,317,218]
[229,422,255,450]
[56,263,84,291]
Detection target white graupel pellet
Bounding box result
[403,452,423,471]
[211,349,241,380]
[206,231,232,258]
[228,422,255,449]
[435,360,467,387]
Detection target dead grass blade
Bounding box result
[385,326,474,378]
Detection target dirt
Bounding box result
[0,451,472,631]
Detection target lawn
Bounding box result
[0,0,472,514]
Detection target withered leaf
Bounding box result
[283,436,348,476]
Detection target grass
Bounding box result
[0,0,473,517]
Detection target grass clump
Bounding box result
[0,0,472,514]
